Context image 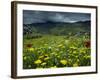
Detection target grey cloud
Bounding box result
[23,10,91,24]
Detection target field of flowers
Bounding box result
[23,34,91,69]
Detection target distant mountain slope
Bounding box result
[23,20,91,35]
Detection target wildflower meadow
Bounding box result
[23,34,91,69]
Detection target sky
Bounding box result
[23,10,91,24]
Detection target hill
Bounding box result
[23,20,91,35]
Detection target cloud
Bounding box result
[23,10,90,24]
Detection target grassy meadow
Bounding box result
[23,32,91,69]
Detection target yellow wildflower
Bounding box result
[73,51,77,54]
[44,54,48,57]
[80,48,86,53]
[34,60,42,64]
[44,57,50,61]
[58,44,63,47]
[70,46,77,49]
[60,60,67,65]
[39,55,44,59]
[85,56,91,59]
[28,48,35,52]
[41,62,46,66]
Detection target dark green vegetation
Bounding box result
[23,21,91,69]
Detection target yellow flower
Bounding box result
[44,57,50,61]
[28,48,35,52]
[41,62,46,66]
[60,60,67,65]
[34,60,42,64]
[73,51,77,54]
[39,55,44,59]
[58,44,63,47]
[85,56,91,59]
[61,46,65,49]
[80,48,86,53]
[44,54,48,57]
[70,46,77,49]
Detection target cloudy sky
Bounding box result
[23,10,91,24]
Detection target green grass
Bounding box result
[23,34,91,69]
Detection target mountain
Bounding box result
[23,20,91,35]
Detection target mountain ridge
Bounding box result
[23,20,91,35]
